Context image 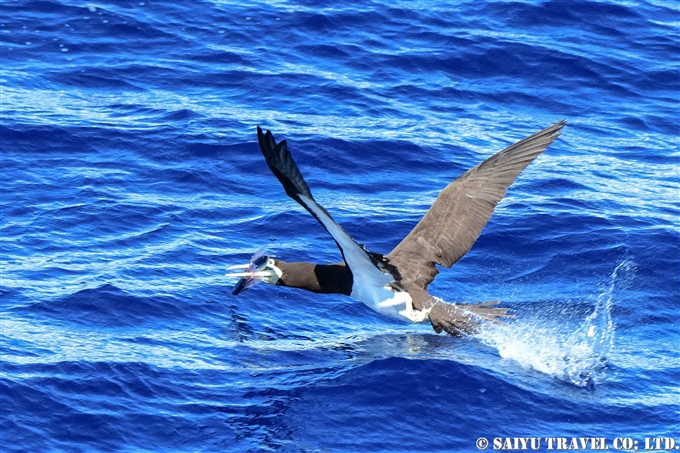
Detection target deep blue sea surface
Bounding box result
[1,1,679,452]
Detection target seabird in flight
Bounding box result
[227,121,565,336]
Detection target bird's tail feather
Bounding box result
[465,300,513,322]
[429,300,511,336]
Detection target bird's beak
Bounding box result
[226,264,266,296]
[226,269,272,278]
[226,249,270,296]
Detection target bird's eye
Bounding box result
[267,258,275,267]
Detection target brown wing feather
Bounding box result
[388,120,565,290]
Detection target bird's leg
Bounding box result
[399,296,432,323]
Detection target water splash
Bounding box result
[477,260,635,387]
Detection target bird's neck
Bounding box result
[275,260,353,295]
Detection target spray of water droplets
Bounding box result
[476,260,635,387]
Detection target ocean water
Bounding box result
[1,0,679,452]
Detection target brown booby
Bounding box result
[227,121,565,336]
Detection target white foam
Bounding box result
[475,260,634,387]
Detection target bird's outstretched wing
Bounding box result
[388,121,565,291]
[256,126,395,291]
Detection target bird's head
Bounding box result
[226,249,283,295]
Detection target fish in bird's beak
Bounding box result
[226,249,272,295]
